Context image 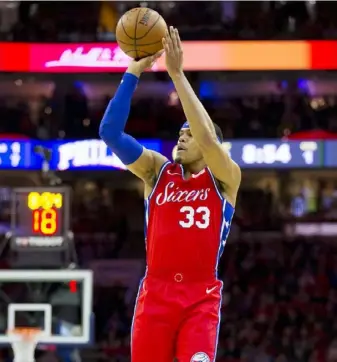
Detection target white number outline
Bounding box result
[179,206,210,229]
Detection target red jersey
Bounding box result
[145,162,235,280]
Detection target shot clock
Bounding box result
[10,187,70,250]
[29,191,62,236]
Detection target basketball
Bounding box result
[116,7,167,59]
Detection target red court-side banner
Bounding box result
[1,41,337,72]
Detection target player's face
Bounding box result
[174,128,203,165]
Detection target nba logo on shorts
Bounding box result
[190,352,210,362]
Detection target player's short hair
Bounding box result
[213,122,223,143]
[181,121,223,143]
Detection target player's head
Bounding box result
[174,121,223,165]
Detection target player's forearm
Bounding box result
[172,72,218,146]
[99,72,143,165]
[99,72,138,140]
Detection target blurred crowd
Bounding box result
[79,239,337,362]
[2,90,337,140]
[4,1,337,42]
[0,163,336,362]
[1,235,337,362]
[73,185,337,362]
[218,239,337,362]
[0,173,336,243]
[93,284,131,362]
[0,1,337,362]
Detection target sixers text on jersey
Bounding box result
[144,162,234,280]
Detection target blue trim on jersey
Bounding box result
[206,168,235,275]
[219,200,235,258]
[144,200,149,250]
[216,199,227,271]
[213,281,223,362]
[206,168,229,360]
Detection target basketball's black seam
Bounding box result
[117,39,163,46]
[134,8,142,60]
[135,14,161,40]
[120,17,133,40]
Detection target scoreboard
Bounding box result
[222,141,322,168]
[10,187,70,250]
[171,140,323,168]
[325,141,337,167]
[0,138,337,169]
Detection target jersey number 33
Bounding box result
[179,206,210,229]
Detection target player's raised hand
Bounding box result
[162,26,183,78]
[127,50,164,77]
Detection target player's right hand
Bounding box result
[127,51,164,78]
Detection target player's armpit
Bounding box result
[127,148,168,186]
[200,142,241,203]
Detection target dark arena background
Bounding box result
[0,1,337,362]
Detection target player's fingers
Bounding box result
[173,28,181,55]
[170,26,178,51]
[162,38,169,54]
[170,25,175,39]
[175,28,182,51]
[165,29,173,51]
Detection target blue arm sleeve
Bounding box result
[99,72,144,165]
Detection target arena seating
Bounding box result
[0,93,337,140]
[2,1,337,41]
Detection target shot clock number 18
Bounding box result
[11,187,70,249]
[28,191,63,235]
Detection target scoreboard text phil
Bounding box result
[28,192,63,236]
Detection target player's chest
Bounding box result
[150,178,221,231]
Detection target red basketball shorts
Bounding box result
[131,274,223,362]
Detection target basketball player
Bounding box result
[99,26,241,362]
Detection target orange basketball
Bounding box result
[116,7,167,59]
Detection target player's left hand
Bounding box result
[127,50,164,78]
[162,26,183,78]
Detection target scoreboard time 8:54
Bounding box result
[10,187,70,249]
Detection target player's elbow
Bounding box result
[99,122,110,143]
[99,122,123,146]
[99,121,109,142]
[99,106,122,144]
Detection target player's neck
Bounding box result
[182,159,206,178]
